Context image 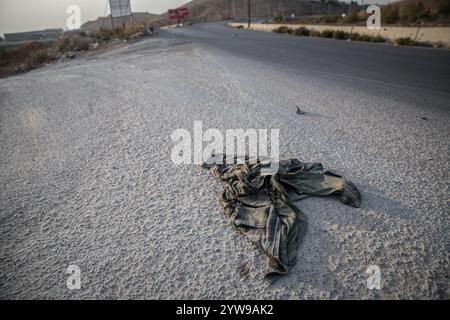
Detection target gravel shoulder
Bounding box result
[0,31,448,299]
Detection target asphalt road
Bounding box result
[167,22,450,100]
[0,23,449,299]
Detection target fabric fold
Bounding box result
[203,156,361,280]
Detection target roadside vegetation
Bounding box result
[0,26,150,78]
[271,25,438,47]
[268,0,450,27]
[272,26,388,44]
[90,26,146,41]
[380,0,450,25]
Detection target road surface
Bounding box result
[0,22,448,299]
[167,22,450,99]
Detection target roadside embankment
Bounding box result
[229,22,450,48]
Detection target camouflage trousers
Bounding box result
[203,156,361,280]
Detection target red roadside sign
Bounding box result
[168,8,189,20]
[168,9,178,20]
[177,8,188,18]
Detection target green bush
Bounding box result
[358,34,372,42]
[28,50,50,65]
[72,37,90,51]
[348,33,386,43]
[310,30,322,37]
[273,26,293,34]
[92,28,114,41]
[395,37,417,46]
[58,36,90,52]
[20,47,58,71]
[382,5,400,24]
[344,11,361,24]
[371,35,386,43]
[295,27,310,36]
[321,30,333,38]
[58,37,71,52]
[90,27,142,41]
[114,26,143,40]
[348,32,360,41]
[333,30,348,40]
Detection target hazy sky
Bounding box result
[0,0,399,36]
[0,0,187,35]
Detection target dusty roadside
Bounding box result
[0,31,448,299]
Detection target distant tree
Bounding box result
[324,14,340,23]
[439,0,450,15]
[381,5,400,24]
[344,10,360,24]
[400,1,427,23]
[416,2,430,19]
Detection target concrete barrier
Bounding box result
[229,22,450,47]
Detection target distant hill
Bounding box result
[81,12,161,31]
[381,0,450,25]
[164,0,353,23]
[171,0,450,26]
[81,1,364,30]
[388,0,449,12]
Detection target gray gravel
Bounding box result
[0,23,449,299]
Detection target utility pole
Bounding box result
[232,0,235,20]
[247,0,251,29]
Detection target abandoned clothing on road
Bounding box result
[203,156,361,280]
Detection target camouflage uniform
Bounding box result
[203,156,361,280]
